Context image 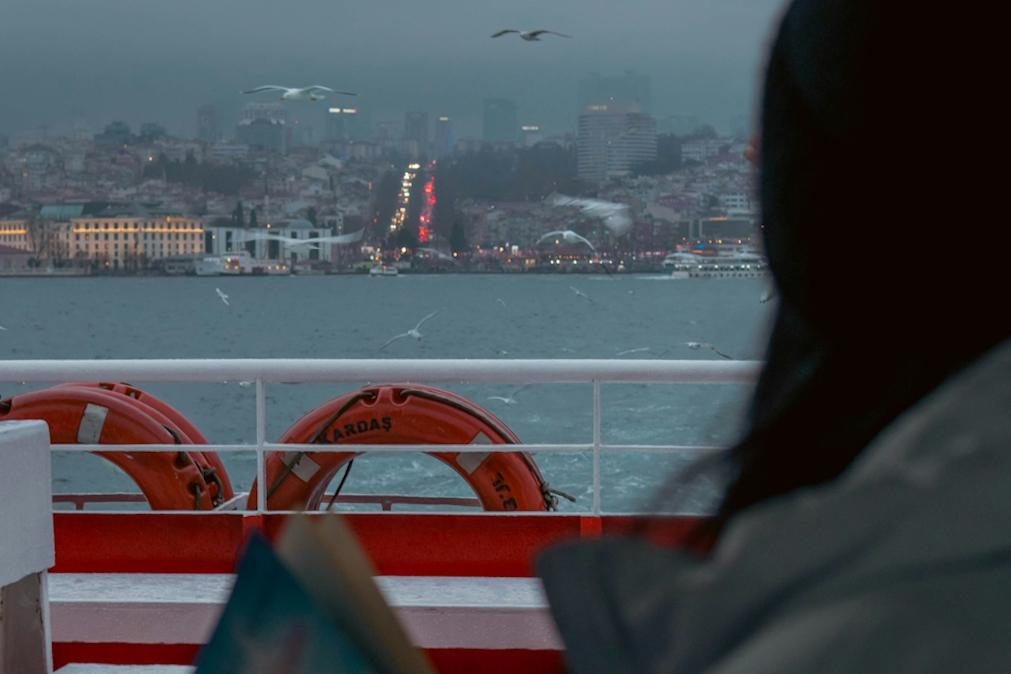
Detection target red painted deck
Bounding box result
[51,512,706,672]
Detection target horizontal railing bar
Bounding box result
[51,492,483,508]
[0,358,761,384]
[51,443,726,454]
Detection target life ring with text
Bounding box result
[247,384,557,512]
[0,386,222,509]
[53,381,233,501]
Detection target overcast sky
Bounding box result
[0,0,786,139]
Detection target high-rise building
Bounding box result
[236,103,288,152]
[577,104,657,184]
[520,124,544,147]
[196,104,219,144]
[483,99,518,145]
[404,111,429,150]
[578,71,652,113]
[326,106,367,142]
[434,116,454,158]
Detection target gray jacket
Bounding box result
[538,340,1011,673]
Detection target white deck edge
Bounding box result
[49,574,561,650]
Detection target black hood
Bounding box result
[717,0,1011,521]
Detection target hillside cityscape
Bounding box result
[0,73,758,276]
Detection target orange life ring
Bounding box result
[53,382,233,501]
[248,384,556,512]
[0,386,220,510]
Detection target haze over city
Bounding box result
[1,0,783,138]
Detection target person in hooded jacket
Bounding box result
[538,2,1011,672]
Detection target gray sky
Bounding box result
[0,0,785,139]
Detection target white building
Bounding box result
[719,192,754,212]
[681,139,727,164]
[577,104,657,184]
[204,219,334,264]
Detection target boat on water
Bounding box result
[663,248,769,279]
[0,358,751,673]
[196,251,290,276]
[369,264,399,277]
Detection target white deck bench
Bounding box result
[0,421,54,674]
[50,573,562,652]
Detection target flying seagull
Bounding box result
[616,347,651,357]
[684,341,733,360]
[536,230,595,251]
[547,194,632,236]
[241,85,357,101]
[569,286,595,304]
[491,29,571,41]
[379,311,439,351]
[488,384,530,405]
[215,288,230,306]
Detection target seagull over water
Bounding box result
[547,194,632,236]
[684,341,733,359]
[491,29,571,41]
[215,288,230,306]
[616,347,651,357]
[537,230,595,251]
[488,384,530,405]
[241,85,357,101]
[379,311,439,350]
[569,286,595,304]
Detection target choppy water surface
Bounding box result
[0,274,772,512]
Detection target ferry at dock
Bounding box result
[195,251,290,276]
[663,247,769,279]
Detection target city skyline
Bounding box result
[0,0,783,139]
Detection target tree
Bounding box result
[632,134,683,176]
[24,214,68,264]
[248,208,259,229]
[139,123,168,143]
[232,201,245,227]
[306,206,317,226]
[450,218,467,253]
[394,226,419,251]
[371,171,401,229]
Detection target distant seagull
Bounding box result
[496,298,508,308]
[537,230,595,251]
[491,29,571,41]
[488,384,530,405]
[241,85,357,101]
[569,286,595,304]
[215,288,230,306]
[0,324,7,331]
[684,341,733,360]
[616,347,651,357]
[379,311,439,350]
[239,230,366,248]
[547,194,632,236]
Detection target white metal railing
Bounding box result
[0,359,761,515]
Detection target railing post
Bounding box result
[255,379,267,514]
[592,380,601,516]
